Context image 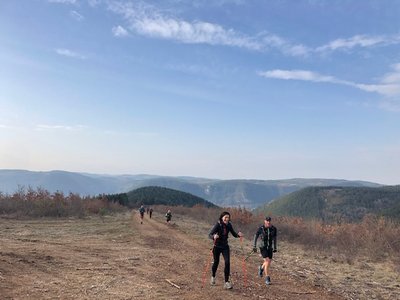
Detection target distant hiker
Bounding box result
[253,216,277,285]
[208,211,243,289]
[165,209,172,224]
[149,208,153,219]
[139,205,145,224]
[146,207,149,214]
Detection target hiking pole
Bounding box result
[201,240,215,288]
[239,236,248,288]
[244,249,256,261]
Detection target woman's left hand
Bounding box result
[238,231,243,237]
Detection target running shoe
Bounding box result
[224,281,233,289]
[258,265,263,277]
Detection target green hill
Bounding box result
[260,185,400,222]
[1,170,383,208]
[124,177,381,208]
[107,186,217,208]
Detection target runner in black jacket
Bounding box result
[165,210,172,224]
[253,216,277,285]
[208,211,243,289]
[139,205,145,224]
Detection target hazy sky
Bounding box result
[1,0,400,185]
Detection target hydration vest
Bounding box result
[257,225,276,249]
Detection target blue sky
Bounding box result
[1,0,400,185]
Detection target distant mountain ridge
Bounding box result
[259,185,400,222]
[0,169,382,208]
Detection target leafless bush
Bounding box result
[159,205,400,263]
[0,187,127,218]
[271,214,400,263]
[333,215,400,260]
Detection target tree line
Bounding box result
[262,185,400,222]
[0,185,216,218]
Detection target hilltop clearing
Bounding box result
[0,212,398,299]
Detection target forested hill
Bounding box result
[0,169,382,208]
[260,185,400,222]
[106,186,217,208]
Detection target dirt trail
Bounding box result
[0,212,343,299]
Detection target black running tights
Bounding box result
[211,246,230,282]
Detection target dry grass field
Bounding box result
[0,211,399,299]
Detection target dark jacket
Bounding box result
[253,225,277,250]
[208,221,239,248]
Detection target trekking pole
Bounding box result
[201,240,215,288]
[239,236,248,287]
[244,249,256,261]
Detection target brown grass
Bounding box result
[1,190,399,264]
[1,205,399,299]
[150,205,400,265]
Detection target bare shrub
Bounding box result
[84,198,107,214]
[66,193,85,218]
[165,206,400,264]
[0,188,127,218]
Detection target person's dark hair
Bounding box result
[219,211,231,222]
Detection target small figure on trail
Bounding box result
[146,207,149,214]
[149,208,153,219]
[165,209,172,224]
[208,211,243,290]
[139,205,145,224]
[253,216,277,285]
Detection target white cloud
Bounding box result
[55,48,86,59]
[258,69,336,83]
[258,64,400,98]
[70,10,84,21]
[354,83,400,96]
[365,63,400,96]
[106,2,313,56]
[104,1,399,58]
[316,34,400,52]
[35,124,86,131]
[133,16,261,50]
[261,34,310,57]
[112,25,129,37]
[286,44,310,57]
[381,63,400,84]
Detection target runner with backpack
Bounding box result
[165,209,172,224]
[253,216,277,285]
[139,205,145,224]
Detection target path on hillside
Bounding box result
[0,212,344,299]
[130,212,342,300]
